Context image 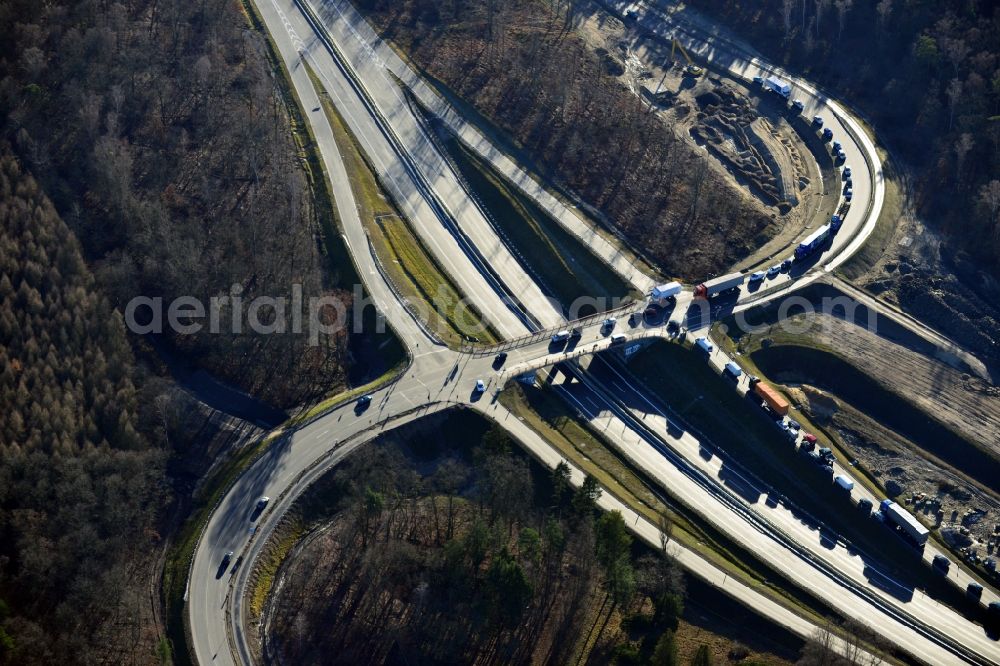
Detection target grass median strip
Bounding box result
[248,516,304,617]
[626,337,988,615]
[498,381,837,628]
[437,130,638,312]
[305,64,499,346]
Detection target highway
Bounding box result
[287,0,568,331]
[184,0,1000,664]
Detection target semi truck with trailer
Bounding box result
[694,272,744,299]
[834,475,855,492]
[794,223,833,260]
[754,382,790,416]
[880,500,930,546]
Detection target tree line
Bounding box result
[0,0,385,661]
[0,152,164,665]
[0,0,365,409]
[688,0,1000,278]
[267,413,694,665]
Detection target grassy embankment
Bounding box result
[714,295,1000,494]
[382,55,662,283]
[248,515,304,617]
[433,123,639,312]
[304,65,500,347]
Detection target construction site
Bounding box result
[573,5,837,271]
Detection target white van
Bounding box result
[695,337,713,354]
[610,333,627,345]
[834,475,854,492]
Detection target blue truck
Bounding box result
[794,223,832,260]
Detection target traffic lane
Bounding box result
[188,369,446,658]
[307,0,565,330]
[620,2,878,284]
[248,0,433,349]
[670,336,1000,619]
[225,399,450,666]
[586,357,929,587]
[289,4,532,338]
[497,314,673,379]
[548,371,966,664]
[334,0,658,295]
[553,368,996,662]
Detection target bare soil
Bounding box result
[842,166,1000,379]
[742,309,1000,575]
[568,0,833,271]
[798,384,1000,569]
[802,315,1000,456]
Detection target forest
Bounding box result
[687,0,1000,275]
[353,0,776,281]
[0,0,370,409]
[0,153,164,664]
[266,412,767,665]
[0,0,378,661]
[265,410,873,665]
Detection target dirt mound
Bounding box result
[886,266,1000,371]
[695,91,722,107]
[687,84,786,206]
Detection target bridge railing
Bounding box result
[461,299,643,356]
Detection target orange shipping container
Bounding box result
[754,382,789,416]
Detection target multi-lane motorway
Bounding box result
[185,0,1000,664]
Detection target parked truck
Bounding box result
[754,382,790,416]
[765,76,792,97]
[834,475,854,492]
[794,223,832,261]
[880,500,930,546]
[651,281,682,303]
[694,272,744,299]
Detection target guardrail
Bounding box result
[461,299,642,356]
[564,354,989,664]
[228,401,452,664]
[365,231,447,347]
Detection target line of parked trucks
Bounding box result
[696,333,998,602]
[688,72,855,299]
[740,372,933,549]
[692,201,847,299]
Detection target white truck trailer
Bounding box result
[694,272,744,299]
[880,500,929,546]
[765,76,792,97]
[651,281,683,303]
